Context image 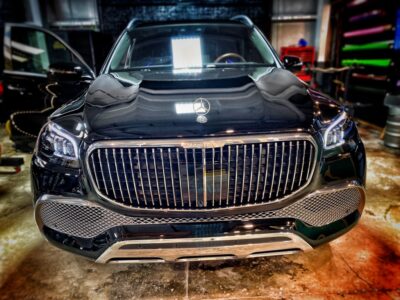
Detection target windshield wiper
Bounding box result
[110,62,274,72]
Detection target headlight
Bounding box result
[323,112,351,149]
[36,122,79,162]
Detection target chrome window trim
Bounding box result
[85,133,318,213]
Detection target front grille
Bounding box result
[87,136,316,210]
[38,187,363,238]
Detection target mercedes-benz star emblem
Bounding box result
[193,97,210,124]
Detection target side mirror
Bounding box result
[47,62,84,83]
[282,55,303,72]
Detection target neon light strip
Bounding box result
[342,40,393,51]
[341,59,391,67]
[344,25,392,38]
[349,10,384,22]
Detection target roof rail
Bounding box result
[126,18,141,31]
[230,15,254,28]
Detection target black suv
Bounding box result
[31,16,366,263]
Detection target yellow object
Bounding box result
[5,120,12,137]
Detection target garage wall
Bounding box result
[98,0,272,38]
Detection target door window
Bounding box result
[6,27,73,74]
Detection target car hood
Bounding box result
[59,67,341,141]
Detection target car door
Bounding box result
[1,23,95,121]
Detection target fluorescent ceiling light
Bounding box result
[171,37,202,69]
[175,103,195,114]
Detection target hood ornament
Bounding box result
[193,97,210,124]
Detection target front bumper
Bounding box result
[35,182,365,263]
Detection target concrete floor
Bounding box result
[0,124,399,300]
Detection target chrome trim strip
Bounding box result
[144,149,154,206]
[284,142,292,194]
[262,143,270,199]
[233,145,239,205]
[121,149,133,205]
[184,148,191,207]
[193,149,198,207]
[97,150,108,196]
[291,141,299,191]
[299,141,306,186]
[269,143,277,199]
[136,149,147,206]
[240,145,247,204]
[95,232,313,263]
[90,154,100,192]
[255,143,262,201]
[219,146,223,205]
[128,149,140,205]
[85,133,318,213]
[202,148,207,208]
[168,148,177,208]
[113,149,125,202]
[226,145,231,206]
[160,149,169,207]
[306,143,313,180]
[176,148,184,208]
[212,147,215,206]
[276,142,285,197]
[152,148,162,207]
[105,149,117,199]
[248,144,255,203]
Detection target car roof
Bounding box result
[127,15,254,31]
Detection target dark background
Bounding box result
[0,0,273,73]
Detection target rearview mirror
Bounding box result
[282,55,303,72]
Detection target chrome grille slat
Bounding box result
[152,148,162,207]
[255,144,262,201]
[234,145,239,205]
[261,144,270,200]
[226,145,231,206]
[247,144,255,203]
[88,136,316,210]
[144,149,155,206]
[105,149,117,199]
[136,149,147,206]
[113,149,125,202]
[128,149,140,205]
[291,141,299,191]
[306,144,313,180]
[212,147,215,207]
[269,143,277,199]
[240,145,247,204]
[283,142,292,194]
[168,148,177,208]
[184,148,191,208]
[219,146,223,206]
[202,148,207,208]
[299,141,306,187]
[193,149,198,207]
[90,154,100,192]
[121,149,133,205]
[97,150,108,196]
[160,149,170,208]
[276,143,285,197]
[176,148,184,208]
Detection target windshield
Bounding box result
[107,23,277,72]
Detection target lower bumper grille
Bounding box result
[86,135,316,210]
[37,186,364,239]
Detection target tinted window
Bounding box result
[6,27,73,74]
